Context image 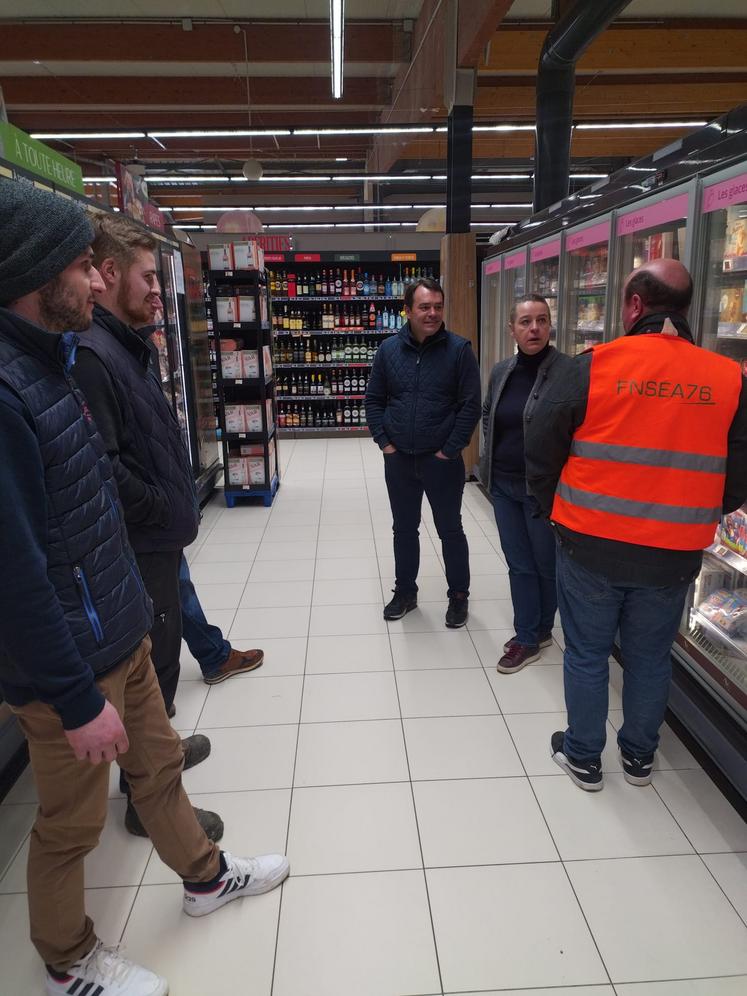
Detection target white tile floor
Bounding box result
[1,436,746,995]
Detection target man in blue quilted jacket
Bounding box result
[365,278,481,627]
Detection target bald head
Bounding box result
[621,258,693,333]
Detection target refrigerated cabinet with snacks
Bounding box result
[480,257,502,401]
[528,237,560,344]
[611,188,693,337]
[500,248,527,360]
[674,165,747,755]
[561,218,611,356]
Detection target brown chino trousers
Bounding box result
[11,637,221,972]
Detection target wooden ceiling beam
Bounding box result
[0,21,406,65]
[479,23,747,75]
[1,76,391,108]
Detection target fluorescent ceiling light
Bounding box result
[336,157,348,161]
[148,129,290,138]
[294,126,433,135]
[31,131,146,140]
[146,176,234,183]
[331,174,432,182]
[83,176,117,184]
[259,175,333,182]
[570,173,609,179]
[575,121,707,130]
[330,0,344,100]
[472,124,535,132]
[472,174,530,180]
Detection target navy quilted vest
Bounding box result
[0,325,153,690]
[76,307,199,553]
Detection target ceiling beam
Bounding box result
[479,23,747,75]
[0,21,406,65]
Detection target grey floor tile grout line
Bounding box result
[269,436,330,996]
[366,450,448,996]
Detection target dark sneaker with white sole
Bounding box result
[496,642,540,673]
[183,849,290,917]
[619,749,654,786]
[551,731,603,791]
[445,595,469,628]
[125,802,224,842]
[503,632,554,652]
[383,590,417,620]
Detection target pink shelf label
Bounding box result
[485,258,502,275]
[616,192,689,237]
[703,171,747,213]
[567,220,610,252]
[504,251,526,270]
[530,239,561,263]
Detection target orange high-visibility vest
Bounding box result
[551,332,742,550]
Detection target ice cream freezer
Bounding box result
[478,108,747,800]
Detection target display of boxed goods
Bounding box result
[216,295,257,324]
[220,349,260,379]
[209,241,264,272]
[719,508,747,559]
[223,404,263,433]
[698,588,747,637]
[226,455,266,487]
[263,345,273,377]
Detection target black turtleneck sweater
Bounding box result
[492,343,550,476]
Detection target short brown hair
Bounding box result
[509,293,551,324]
[404,277,444,310]
[89,211,158,272]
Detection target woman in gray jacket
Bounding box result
[481,294,572,673]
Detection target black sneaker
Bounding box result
[619,749,654,786]
[125,802,224,842]
[503,632,554,652]
[496,642,540,673]
[182,733,211,771]
[445,595,469,628]
[383,590,417,620]
[167,703,176,719]
[551,731,603,792]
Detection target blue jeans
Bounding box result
[491,474,557,645]
[179,554,231,676]
[556,544,689,764]
[384,451,469,597]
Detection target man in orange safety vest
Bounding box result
[525,258,747,791]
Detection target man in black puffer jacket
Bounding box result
[70,213,215,839]
[0,179,289,996]
[365,278,481,628]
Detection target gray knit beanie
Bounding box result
[0,177,95,305]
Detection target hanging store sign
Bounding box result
[115,163,165,231]
[391,252,417,261]
[294,253,321,262]
[0,122,83,194]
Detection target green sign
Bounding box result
[0,122,83,194]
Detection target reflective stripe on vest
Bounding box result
[551,334,742,551]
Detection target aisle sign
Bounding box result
[0,122,83,194]
[391,253,417,261]
[484,258,502,275]
[503,250,526,270]
[567,220,610,252]
[703,171,747,212]
[335,253,360,262]
[616,192,689,237]
[530,239,561,263]
[294,253,321,262]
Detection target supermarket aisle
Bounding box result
[1,437,746,996]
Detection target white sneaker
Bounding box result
[45,941,168,995]
[183,850,290,917]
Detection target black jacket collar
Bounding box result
[0,306,76,369]
[398,320,448,350]
[92,304,152,369]
[626,311,694,343]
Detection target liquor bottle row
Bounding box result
[277,370,368,397]
[275,337,380,365]
[272,303,403,332]
[268,266,435,299]
[278,401,366,429]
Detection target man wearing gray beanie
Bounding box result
[0,178,289,996]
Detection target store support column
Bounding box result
[442,59,479,477]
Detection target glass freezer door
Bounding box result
[501,249,527,359]
[480,256,502,396]
[677,169,747,726]
[529,238,560,346]
[613,190,690,338]
[562,219,611,357]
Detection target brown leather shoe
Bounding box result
[203,648,264,685]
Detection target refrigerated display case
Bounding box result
[561,218,611,356]
[612,188,693,337]
[501,248,527,359]
[480,257,502,396]
[528,237,561,344]
[674,165,747,745]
